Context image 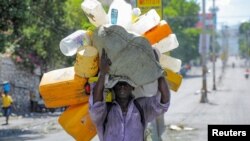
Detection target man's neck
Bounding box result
[116,97,132,113]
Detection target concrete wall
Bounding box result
[0,56,40,114]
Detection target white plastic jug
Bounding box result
[159,54,182,73]
[108,0,132,30]
[152,34,179,53]
[130,9,160,35]
[59,30,91,56]
[81,0,108,27]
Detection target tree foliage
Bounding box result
[1,0,93,73]
[238,21,250,58]
[163,0,200,64]
[0,0,28,53]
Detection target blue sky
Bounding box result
[197,0,250,28]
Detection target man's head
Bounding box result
[105,75,137,101]
[113,81,134,100]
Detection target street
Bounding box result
[0,56,249,141]
[161,56,250,141]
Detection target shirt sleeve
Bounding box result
[9,96,13,103]
[137,91,170,123]
[88,94,107,126]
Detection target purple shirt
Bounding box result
[89,92,170,141]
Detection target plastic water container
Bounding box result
[108,0,132,30]
[59,30,91,56]
[152,34,179,53]
[81,0,108,27]
[130,9,160,35]
[164,69,182,92]
[144,20,173,45]
[58,103,97,141]
[159,54,182,73]
[39,67,88,108]
[74,46,99,78]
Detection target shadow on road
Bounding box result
[184,75,202,79]
[0,128,44,141]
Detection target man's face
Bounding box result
[113,82,133,100]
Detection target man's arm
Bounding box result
[93,49,111,104]
[158,76,170,104]
[153,48,170,104]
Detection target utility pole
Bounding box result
[200,0,208,103]
[221,25,229,72]
[210,0,218,91]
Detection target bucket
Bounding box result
[74,46,99,78]
[60,30,91,56]
[152,34,179,53]
[3,81,10,93]
[81,0,108,27]
[130,9,160,35]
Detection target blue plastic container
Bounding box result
[3,82,11,93]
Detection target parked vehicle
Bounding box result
[180,64,191,77]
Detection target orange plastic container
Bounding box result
[58,103,97,141]
[144,20,172,45]
[39,67,89,108]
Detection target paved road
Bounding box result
[161,57,250,141]
[1,57,249,141]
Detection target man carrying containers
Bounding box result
[89,49,171,141]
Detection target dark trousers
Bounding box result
[2,107,11,117]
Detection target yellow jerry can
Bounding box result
[74,46,99,78]
[58,103,97,141]
[165,69,183,92]
[39,67,89,108]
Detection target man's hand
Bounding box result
[100,48,111,75]
[158,76,170,104]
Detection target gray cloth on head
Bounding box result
[105,75,137,89]
[93,25,163,86]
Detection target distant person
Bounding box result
[1,91,13,125]
[89,49,171,141]
[232,62,235,68]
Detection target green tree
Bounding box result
[163,0,200,64]
[64,0,94,31]
[12,0,70,72]
[0,0,28,53]
[1,0,93,73]
[238,21,250,58]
